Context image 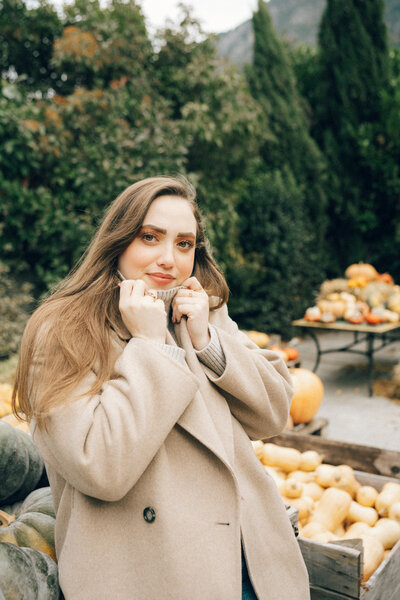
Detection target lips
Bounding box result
[146,272,175,286]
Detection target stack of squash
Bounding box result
[0,421,60,599]
[304,262,400,325]
[253,441,400,582]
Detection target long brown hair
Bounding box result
[13,175,228,427]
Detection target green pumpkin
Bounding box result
[0,542,60,599]
[0,487,56,562]
[0,421,45,504]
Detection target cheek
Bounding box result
[176,251,195,279]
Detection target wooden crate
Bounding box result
[267,431,400,479]
[264,433,400,599]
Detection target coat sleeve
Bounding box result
[204,304,293,440]
[31,337,199,502]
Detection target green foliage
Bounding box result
[228,165,311,338]
[0,261,33,358]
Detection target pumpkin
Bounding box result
[0,542,60,599]
[345,262,377,281]
[376,273,393,284]
[246,330,270,348]
[289,368,324,424]
[347,276,368,289]
[0,487,56,561]
[365,312,382,325]
[304,306,321,321]
[283,347,299,362]
[0,421,45,504]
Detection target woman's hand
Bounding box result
[119,279,167,344]
[172,277,210,350]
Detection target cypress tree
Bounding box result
[314,0,390,272]
[229,0,329,335]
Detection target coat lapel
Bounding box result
[175,320,234,468]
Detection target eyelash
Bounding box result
[140,233,194,250]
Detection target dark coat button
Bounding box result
[143,507,156,523]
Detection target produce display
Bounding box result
[304,262,400,325]
[253,441,400,582]
[0,542,60,600]
[244,330,300,363]
[0,421,44,505]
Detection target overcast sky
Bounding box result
[35,0,259,34]
[139,0,258,34]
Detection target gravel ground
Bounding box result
[292,329,400,451]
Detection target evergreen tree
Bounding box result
[230,0,329,335]
[314,0,390,272]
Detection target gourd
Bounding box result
[280,479,303,499]
[302,482,324,502]
[375,482,400,517]
[388,501,400,524]
[287,470,317,483]
[299,450,323,472]
[346,501,378,527]
[263,465,286,490]
[300,521,327,539]
[289,369,324,424]
[0,542,60,599]
[246,330,269,348]
[315,464,359,497]
[358,534,385,582]
[309,487,352,532]
[281,495,314,521]
[251,440,264,460]
[0,421,45,504]
[345,262,377,281]
[343,521,372,539]
[370,518,400,550]
[356,486,379,508]
[0,487,56,561]
[262,444,301,472]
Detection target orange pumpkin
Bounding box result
[289,368,324,424]
[283,347,299,362]
[345,262,377,281]
[376,273,393,284]
[365,313,382,325]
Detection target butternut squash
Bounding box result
[315,464,358,497]
[299,450,323,472]
[346,501,378,527]
[287,470,316,483]
[358,533,385,582]
[343,521,372,539]
[302,482,324,502]
[312,531,339,543]
[375,482,400,517]
[281,495,314,521]
[262,444,301,472]
[263,465,286,490]
[309,487,352,532]
[356,485,379,508]
[388,501,400,524]
[370,518,400,550]
[280,479,303,499]
[251,440,264,460]
[299,521,327,539]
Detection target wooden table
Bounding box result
[292,318,400,396]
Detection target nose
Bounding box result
[156,241,174,269]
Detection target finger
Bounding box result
[130,279,146,299]
[181,276,203,292]
[119,279,136,302]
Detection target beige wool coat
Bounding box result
[31,303,310,600]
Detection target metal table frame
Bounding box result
[292,319,400,396]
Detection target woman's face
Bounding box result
[118,195,197,289]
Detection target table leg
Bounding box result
[308,330,322,372]
[366,333,374,397]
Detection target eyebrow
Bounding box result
[141,224,196,238]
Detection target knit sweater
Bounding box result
[151,286,226,376]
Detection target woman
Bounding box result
[14,175,310,600]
